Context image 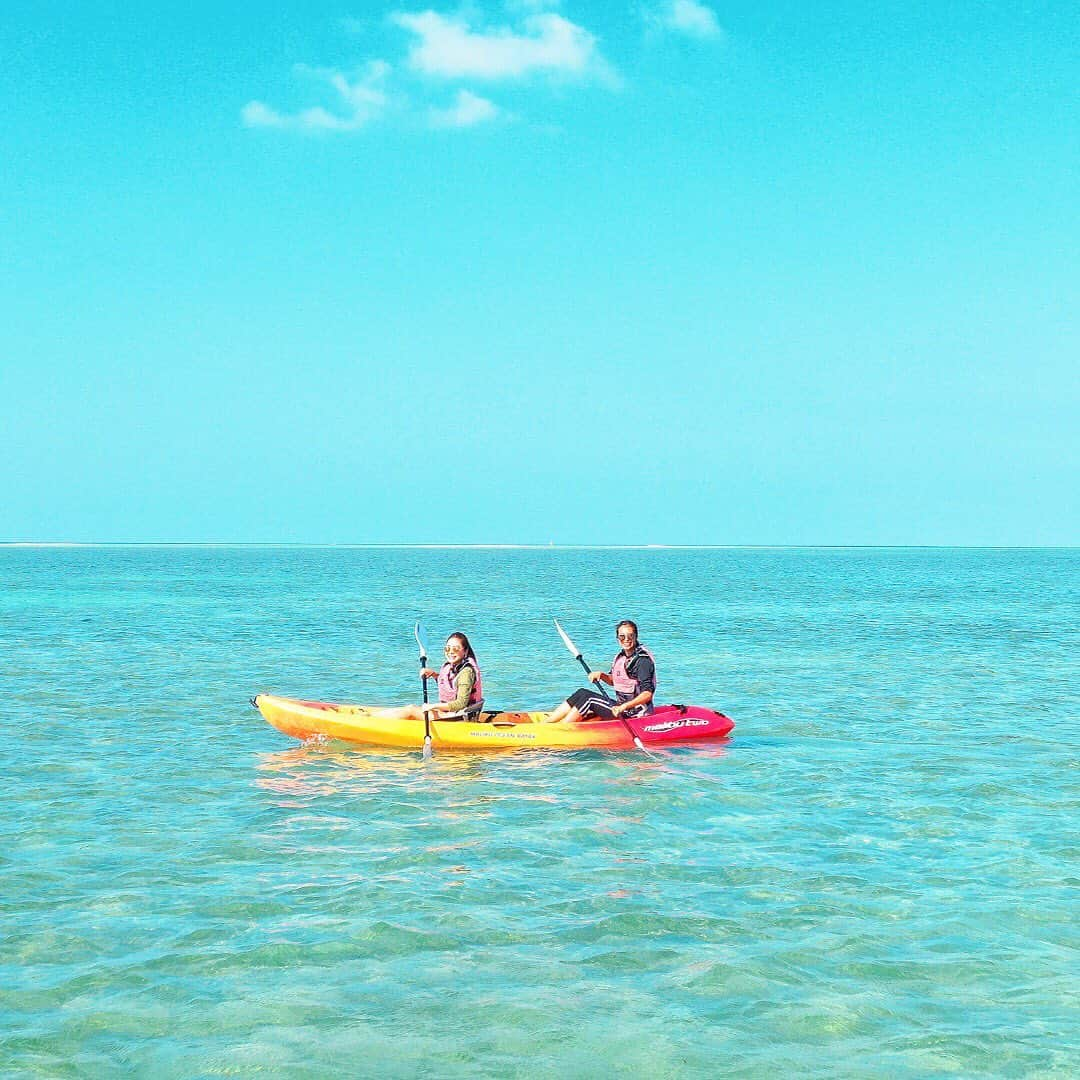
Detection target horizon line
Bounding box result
[1,542,1076,551]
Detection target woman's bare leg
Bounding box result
[545,702,583,724]
[369,704,425,722]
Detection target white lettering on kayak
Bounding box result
[642,718,712,734]
[468,730,537,740]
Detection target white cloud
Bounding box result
[243,9,618,135]
[392,10,608,81]
[658,0,722,39]
[242,61,391,132]
[429,89,499,128]
[241,101,286,128]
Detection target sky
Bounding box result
[2,0,1077,544]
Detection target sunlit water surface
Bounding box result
[1,547,1076,1076]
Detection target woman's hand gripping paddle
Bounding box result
[415,621,433,760]
[553,618,652,755]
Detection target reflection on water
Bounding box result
[252,739,594,804]
[255,738,733,803]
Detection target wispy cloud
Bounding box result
[243,7,617,134]
[429,89,499,128]
[242,61,391,131]
[392,11,610,81]
[653,0,722,40]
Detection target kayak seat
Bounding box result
[439,698,486,722]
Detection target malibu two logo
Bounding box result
[642,718,711,734]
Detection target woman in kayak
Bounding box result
[372,632,483,722]
[545,620,655,724]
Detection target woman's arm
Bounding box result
[612,689,653,717]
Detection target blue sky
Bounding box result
[2,1,1076,544]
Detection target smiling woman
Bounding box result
[544,620,657,724]
[367,631,484,723]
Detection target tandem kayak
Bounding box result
[253,694,734,751]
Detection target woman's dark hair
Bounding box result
[447,632,477,661]
[615,620,638,637]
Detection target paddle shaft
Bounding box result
[420,650,431,749]
[575,655,613,701]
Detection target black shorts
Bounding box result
[565,688,649,720]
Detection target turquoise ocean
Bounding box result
[2,546,1076,1077]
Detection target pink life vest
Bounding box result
[436,657,483,706]
[611,645,656,703]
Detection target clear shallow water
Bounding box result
[1,546,1077,1077]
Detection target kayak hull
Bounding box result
[253,694,734,751]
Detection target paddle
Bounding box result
[553,618,650,754]
[414,621,433,760]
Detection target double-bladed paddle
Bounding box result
[414,621,433,760]
[553,618,650,754]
